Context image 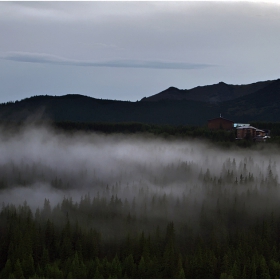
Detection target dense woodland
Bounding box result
[1,124,280,278]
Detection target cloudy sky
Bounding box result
[0,1,280,103]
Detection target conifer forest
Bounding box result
[1,125,280,278]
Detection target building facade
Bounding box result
[236,125,257,139]
[208,117,234,130]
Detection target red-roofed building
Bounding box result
[208,116,234,130]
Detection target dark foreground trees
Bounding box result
[1,189,280,278]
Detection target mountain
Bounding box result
[0,78,280,126]
[0,94,218,126]
[223,78,280,122]
[141,80,274,103]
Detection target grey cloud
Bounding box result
[3,52,214,70]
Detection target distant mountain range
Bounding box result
[141,80,274,103]
[1,78,280,126]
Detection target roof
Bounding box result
[234,123,250,127]
[236,125,257,130]
[208,117,234,123]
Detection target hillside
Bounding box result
[0,78,280,126]
[141,80,274,103]
[223,78,280,122]
[0,95,219,126]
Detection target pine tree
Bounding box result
[42,198,52,220]
[258,255,271,279]
[71,251,87,278]
[45,262,63,278]
[123,254,136,279]
[40,247,50,270]
[137,256,147,278]
[1,259,13,279]
[111,255,122,278]
[93,265,103,279]
[174,254,185,278]
[14,259,24,279]
[162,222,176,278]
[44,219,56,261]
[21,254,35,278]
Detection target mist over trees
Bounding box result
[1,125,280,278]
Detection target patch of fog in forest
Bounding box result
[0,124,280,213]
[0,183,64,210]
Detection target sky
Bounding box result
[0,1,280,103]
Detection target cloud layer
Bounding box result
[3,52,213,70]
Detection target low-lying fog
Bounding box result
[1,125,280,235]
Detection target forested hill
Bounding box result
[140,79,275,103]
[0,95,217,126]
[1,78,280,125]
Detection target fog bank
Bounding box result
[0,125,280,222]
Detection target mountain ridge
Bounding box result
[141,79,276,103]
[1,78,280,126]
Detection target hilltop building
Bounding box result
[236,125,257,139]
[208,115,270,141]
[235,124,268,141]
[208,115,234,130]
